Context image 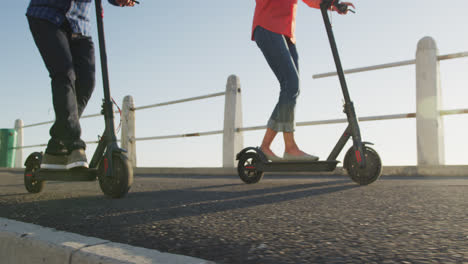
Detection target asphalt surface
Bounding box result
[0,170,467,264]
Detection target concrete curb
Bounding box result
[2,165,468,177]
[133,166,468,177]
[0,217,214,264]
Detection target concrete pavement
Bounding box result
[0,217,213,264]
[0,168,467,263]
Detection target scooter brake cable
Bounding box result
[111,97,122,134]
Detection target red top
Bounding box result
[252,0,321,44]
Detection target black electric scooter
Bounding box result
[236,0,382,186]
[23,0,137,198]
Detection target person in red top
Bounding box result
[252,0,354,161]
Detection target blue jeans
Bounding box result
[254,26,300,132]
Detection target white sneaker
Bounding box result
[40,153,67,169]
[283,152,319,161]
[66,149,89,169]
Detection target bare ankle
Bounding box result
[260,146,278,157]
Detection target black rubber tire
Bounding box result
[344,146,382,186]
[237,152,264,184]
[98,153,133,198]
[24,152,45,193]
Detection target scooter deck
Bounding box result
[257,160,339,172]
[34,168,98,182]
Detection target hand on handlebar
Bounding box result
[331,1,355,15]
[116,0,138,7]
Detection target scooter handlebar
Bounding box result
[321,0,355,14]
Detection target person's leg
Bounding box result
[282,40,306,156]
[69,34,95,152]
[71,35,95,118]
[254,26,298,158]
[263,42,300,157]
[260,128,278,157]
[255,27,299,132]
[62,35,96,169]
[28,17,82,155]
[283,132,301,155]
[283,41,317,160]
[254,27,318,160]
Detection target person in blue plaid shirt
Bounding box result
[26,0,135,170]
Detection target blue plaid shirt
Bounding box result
[26,0,119,37]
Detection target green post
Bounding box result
[0,129,17,168]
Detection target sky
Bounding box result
[1,0,468,167]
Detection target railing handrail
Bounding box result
[19,91,226,129]
[13,138,121,150]
[133,91,226,111]
[17,107,468,150]
[239,107,468,133]
[130,107,468,141]
[12,42,468,168]
[135,130,225,142]
[313,51,468,79]
[17,50,467,133]
[22,112,107,129]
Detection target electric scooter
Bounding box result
[236,0,382,186]
[23,0,138,198]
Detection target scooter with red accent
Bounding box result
[236,0,382,185]
[23,0,138,198]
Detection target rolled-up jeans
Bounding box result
[254,26,300,133]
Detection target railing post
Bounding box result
[223,75,244,168]
[416,36,445,166]
[121,95,137,167]
[14,119,23,168]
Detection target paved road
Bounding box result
[0,170,467,264]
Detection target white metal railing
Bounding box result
[13,89,229,168]
[18,94,226,131]
[10,36,468,169]
[312,51,468,79]
[132,91,226,111]
[238,110,468,131]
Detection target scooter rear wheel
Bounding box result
[98,153,133,198]
[237,152,264,184]
[24,152,45,193]
[344,146,382,185]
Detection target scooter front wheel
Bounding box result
[98,153,133,198]
[237,152,264,184]
[344,146,382,185]
[24,152,45,193]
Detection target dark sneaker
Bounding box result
[41,153,67,169]
[66,149,89,169]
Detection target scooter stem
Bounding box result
[320,2,351,103]
[94,0,117,144]
[319,1,366,167]
[94,0,121,176]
